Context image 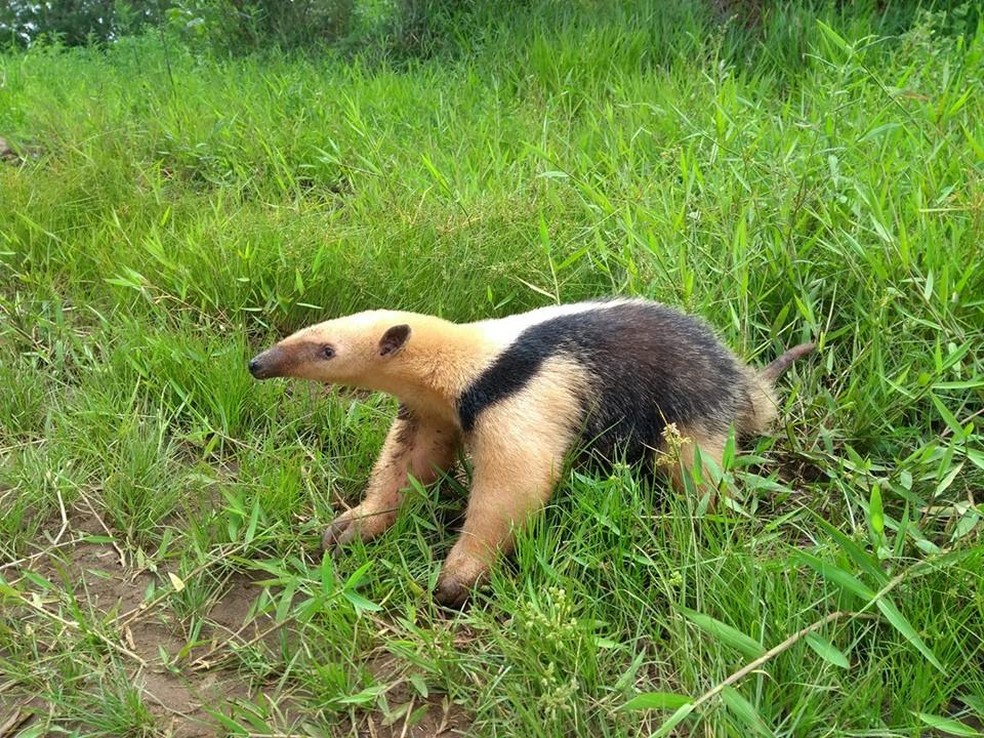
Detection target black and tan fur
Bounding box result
[249,298,814,607]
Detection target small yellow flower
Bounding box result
[655,422,689,469]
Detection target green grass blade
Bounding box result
[721,686,773,737]
[792,551,877,600]
[620,691,693,711]
[869,483,885,541]
[916,713,980,736]
[876,598,945,673]
[676,605,766,660]
[652,703,696,738]
[804,632,850,669]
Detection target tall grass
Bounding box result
[1,1,982,735]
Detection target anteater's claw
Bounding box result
[321,517,353,552]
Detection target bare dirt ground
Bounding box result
[0,506,472,737]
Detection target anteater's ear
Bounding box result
[379,324,411,357]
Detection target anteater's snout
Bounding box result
[248,349,281,380]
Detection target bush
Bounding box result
[2,1,978,67]
[0,0,162,48]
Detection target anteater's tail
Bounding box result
[761,342,816,384]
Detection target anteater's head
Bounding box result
[248,311,414,388]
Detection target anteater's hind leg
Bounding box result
[323,410,458,552]
[661,423,727,497]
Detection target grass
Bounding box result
[1,1,983,735]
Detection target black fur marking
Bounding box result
[457,302,744,463]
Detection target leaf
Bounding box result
[814,517,889,585]
[817,20,852,55]
[676,605,765,659]
[210,711,252,735]
[945,88,973,120]
[899,469,913,490]
[916,713,980,736]
[966,447,984,472]
[343,589,382,615]
[915,537,942,555]
[935,462,965,497]
[960,694,984,716]
[345,559,375,590]
[12,726,46,738]
[167,572,185,592]
[104,266,147,291]
[721,686,773,736]
[245,497,262,545]
[952,509,981,541]
[336,684,387,706]
[613,650,646,692]
[275,581,296,624]
[420,153,451,193]
[933,379,984,390]
[651,702,695,737]
[876,597,945,672]
[931,394,965,439]
[319,554,337,596]
[798,548,944,672]
[793,551,877,600]
[409,672,429,699]
[805,632,850,669]
[621,692,693,711]
[515,276,557,300]
[0,580,21,598]
[869,483,885,540]
[230,700,276,733]
[963,123,984,161]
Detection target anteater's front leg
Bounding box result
[434,374,579,608]
[323,408,458,552]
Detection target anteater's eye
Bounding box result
[321,345,335,360]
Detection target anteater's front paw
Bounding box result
[321,514,356,554]
[321,505,396,554]
[434,547,490,610]
[434,574,472,610]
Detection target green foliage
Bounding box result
[1,1,982,736]
[4,0,980,62]
[165,0,358,53]
[0,0,163,47]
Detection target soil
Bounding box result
[0,136,16,161]
[1,505,474,737]
[348,654,472,738]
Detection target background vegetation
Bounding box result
[1,1,982,735]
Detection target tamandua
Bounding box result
[249,298,814,607]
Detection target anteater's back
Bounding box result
[459,300,777,463]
